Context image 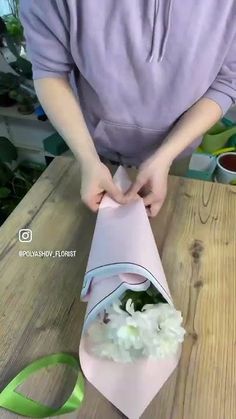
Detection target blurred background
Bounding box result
[0,1,69,225]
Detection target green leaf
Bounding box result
[8,90,18,99]
[0,72,21,89]
[1,197,20,213]
[0,187,11,198]
[0,162,14,185]
[0,137,17,163]
[120,285,167,312]
[11,176,29,198]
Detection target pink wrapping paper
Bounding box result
[80,167,181,419]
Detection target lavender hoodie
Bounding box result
[20,0,236,165]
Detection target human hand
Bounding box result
[80,159,127,212]
[126,152,171,217]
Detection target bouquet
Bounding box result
[80,167,185,419]
[87,286,185,363]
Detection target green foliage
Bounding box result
[0,137,17,162]
[0,11,33,79]
[0,187,11,198]
[11,57,33,80]
[0,160,14,185]
[3,15,23,43]
[9,90,33,105]
[9,89,34,114]
[0,161,43,225]
[120,284,167,312]
[0,72,21,95]
[0,137,44,225]
[0,73,34,113]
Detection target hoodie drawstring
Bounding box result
[148,0,173,63]
[148,0,160,63]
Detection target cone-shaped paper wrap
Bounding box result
[80,167,181,419]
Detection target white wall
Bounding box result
[0,115,56,165]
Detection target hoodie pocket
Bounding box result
[93,119,169,162]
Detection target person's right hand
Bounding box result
[80,159,127,212]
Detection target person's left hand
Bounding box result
[125,152,172,217]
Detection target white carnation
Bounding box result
[86,299,185,363]
[141,303,185,358]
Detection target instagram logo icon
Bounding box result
[19,229,33,243]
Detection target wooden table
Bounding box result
[0,156,235,419]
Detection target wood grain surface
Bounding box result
[0,156,235,419]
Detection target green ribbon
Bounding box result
[0,353,84,418]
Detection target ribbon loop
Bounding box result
[0,353,84,418]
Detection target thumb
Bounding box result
[148,201,163,217]
[105,179,126,204]
[125,176,146,200]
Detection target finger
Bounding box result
[125,177,146,200]
[143,192,156,207]
[95,192,105,206]
[96,190,105,201]
[146,206,152,217]
[149,202,163,217]
[82,193,103,212]
[85,200,99,212]
[105,180,127,204]
[138,185,150,198]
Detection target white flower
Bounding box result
[87,320,107,344]
[92,341,133,363]
[86,299,186,363]
[105,299,143,353]
[87,322,135,363]
[142,303,186,358]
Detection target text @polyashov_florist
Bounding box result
[19,250,77,258]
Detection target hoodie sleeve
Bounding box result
[20,0,74,80]
[203,33,236,115]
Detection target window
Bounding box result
[0,1,11,17]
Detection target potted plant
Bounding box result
[0,72,35,113]
[3,0,23,44]
[0,9,32,80]
[0,137,44,225]
[3,14,24,46]
[0,71,21,107]
[9,89,35,114]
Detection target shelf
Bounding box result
[0,104,45,122]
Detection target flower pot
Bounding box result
[17,104,34,115]
[201,122,236,154]
[216,152,236,185]
[186,152,217,181]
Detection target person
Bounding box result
[20,1,236,216]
